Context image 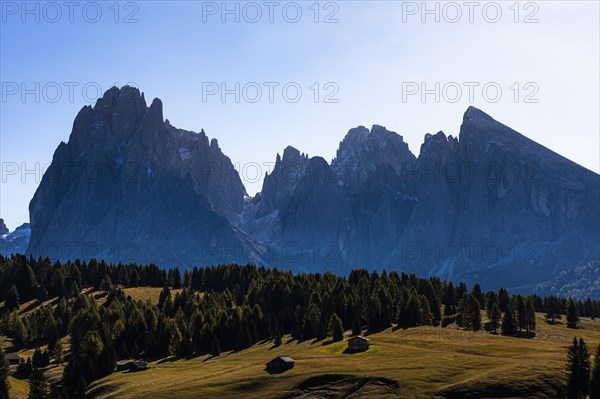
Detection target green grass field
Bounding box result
[86,315,600,399]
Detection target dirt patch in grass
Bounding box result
[87,382,121,398]
[278,374,401,399]
[435,374,561,399]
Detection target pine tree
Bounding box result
[545,296,562,323]
[486,292,499,319]
[590,343,600,399]
[566,337,580,398]
[567,299,579,329]
[516,296,527,332]
[273,324,282,347]
[328,313,344,342]
[489,302,501,333]
[169,327,182,356]
[302,304,322,339]
[158,286,171,309]
[419,295,433,326]
[4,285,20,311]
[51,338,64,365]
[28,368,50,399]
[100,276,112,293]
[526,298,536,335]
[32,348,45,368]
[398,293,422,328]
[501,304,516,335]
[578,338,592,398]
[0,347,10,399]
[566,337,592,398]
[351,312,362,336]
[171,268,182,289]
[471,284,484,309]
[498,288,510,312]
[210,336,221,357]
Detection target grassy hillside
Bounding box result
[3,287,598,399]
[85,313,599,399]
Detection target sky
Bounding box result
[1,0,599,230]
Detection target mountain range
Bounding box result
[11,86,599,297]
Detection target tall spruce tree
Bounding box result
[590,343,600,399]
[489,302,501,333]
[498,288,510,312]
[4,285,20,311]
[566,337,592,399]
[0,347,9,399]
[28,368,50,399]
[351,312,362,336]
[210,336,221,357]
[328,313,344,342]
[501,304,516,335]
[526,298,536,335]
[567,299,579,329]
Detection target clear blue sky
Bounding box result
[1,1,599,229]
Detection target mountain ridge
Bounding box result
[21,86,600,297]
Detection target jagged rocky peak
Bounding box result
[254,145,309,218]
[457,105,545,159]
[28,86,251,266]
[0,219,8,235]
[418,131,458,163]
[333,124,416,189]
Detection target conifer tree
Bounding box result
[4,285,20,311]
[328,313,344,342]
[567,299,579,329]
[566,337,592,399]
[489,302,501,333]
[498,287,510,312]
[545,296,562,323]
[28,368,50,399]
[273,324,282,347]
[51,338,64,365]
[590,343,600,399]
[501,304,516,335]
[169,327,182,356]
[0,347,9,399]
[351,312,362,336]
[526,298,536,335]
[210,336,221,357]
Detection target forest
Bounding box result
[0,254,599,398]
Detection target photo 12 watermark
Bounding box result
[1,81,140,104]
[201,81,340,104]
[201,1,339,23]
[1,1,140,24]
[401,82,540,104]
[401,1,539,24]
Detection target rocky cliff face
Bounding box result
[390,107,600,291]
[28,86,260,267]
[1,222,31,257]
[0,219,8,236]
[27,88,600,295]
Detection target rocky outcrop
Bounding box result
[1,223,31,257]
[0,219,8,235]
[27,86,260,267]
[390,107,600,291]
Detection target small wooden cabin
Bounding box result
[115,361,129,371]
[266,356,295,373]
[6,353,21,365]
[115,360,149,372]
[347,336,370,352]
[128,360,149,372]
